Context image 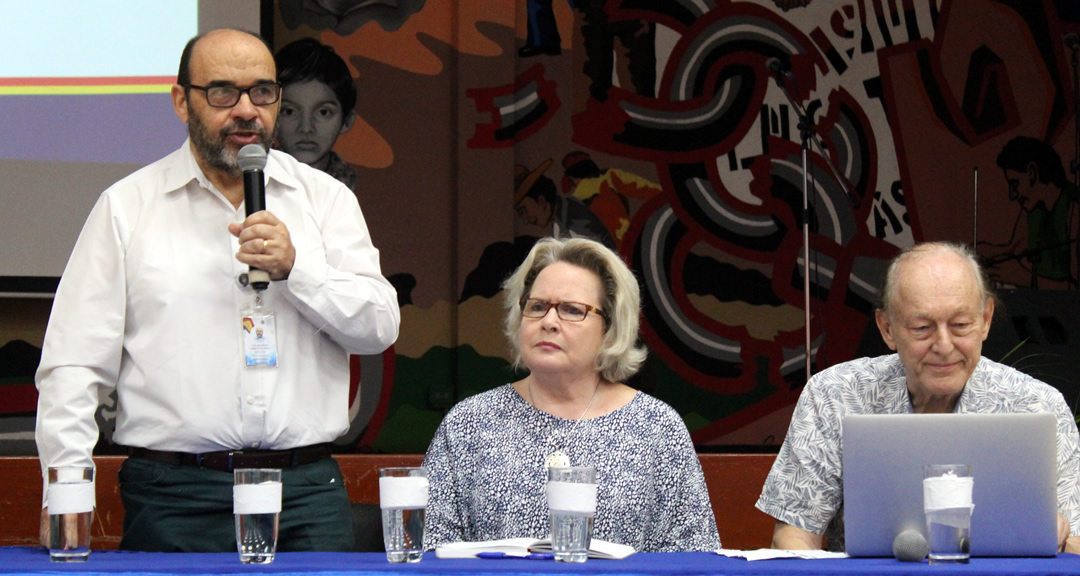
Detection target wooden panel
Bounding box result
[0,457,125,549]
[699,453,777,550]
[0,453,776,551]
[337,454,424,504]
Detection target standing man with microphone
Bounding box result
[35,28,400,552]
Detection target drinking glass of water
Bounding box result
[47,467,95,562]
[923,464,973,564]
[546,466,597,563]
[233,468,282,564]
[379,467,428,563]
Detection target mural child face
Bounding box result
[276,79,355,169]
[875,249,993,412]
[515,196,553,228]
[1003,168,1029,207]
[518,262,606,381]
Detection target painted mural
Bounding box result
[1,0,1078,455]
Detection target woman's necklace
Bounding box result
[529,377,600,469]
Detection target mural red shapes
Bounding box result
[466,64,561,148]
[880,0,1078,287]
[568,0,915,442]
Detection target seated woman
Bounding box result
[423,237,721,552]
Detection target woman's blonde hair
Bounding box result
[503,237,647,382]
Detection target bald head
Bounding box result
[177,29,272,88]
[874,242,996,413]
[879,242,993,318]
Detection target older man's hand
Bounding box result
[1058,513,1080,554]
[229,210,296,281]
[39,507,49,548]
[771,520,824,550]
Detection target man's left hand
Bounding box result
[229,211,295,281]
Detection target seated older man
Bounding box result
[756,241,1080,553]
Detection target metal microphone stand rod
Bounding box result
[769,66,856,379]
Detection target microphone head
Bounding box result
[237,144,268,172]
[892,529,928,562]
[1066,33,1080,51]
[767,57,783,73]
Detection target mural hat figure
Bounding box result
[514,158,554,205]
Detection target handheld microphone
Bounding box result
[767,57,794,80]
[238,144,270,292]
[892,529,928,562]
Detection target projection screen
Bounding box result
[0,0,264,296]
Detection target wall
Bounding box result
[2,0,1079,455]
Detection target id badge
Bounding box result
[242,297,278,367]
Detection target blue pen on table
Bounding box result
[476,552,555,560]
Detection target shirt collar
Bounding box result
[953,357,985,414]
[161,139,203,193]
[164,139,301,194]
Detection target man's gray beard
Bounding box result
[187,104,273,179]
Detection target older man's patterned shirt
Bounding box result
[756,354,1080,551]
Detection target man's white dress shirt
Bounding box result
[36,142,400,495]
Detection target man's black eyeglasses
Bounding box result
[185,82,281,108]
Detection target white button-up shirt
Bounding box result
[36,141,400,494]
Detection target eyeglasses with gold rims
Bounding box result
[185,82,281,108]
[520,298,605,322]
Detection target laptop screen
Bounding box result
[842,413,1058,557]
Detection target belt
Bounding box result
[127,444,333,472]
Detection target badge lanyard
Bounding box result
[241,292,278,367]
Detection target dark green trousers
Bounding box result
[118,456,354,552]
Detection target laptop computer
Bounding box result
[842,413,1059,557]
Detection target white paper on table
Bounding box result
[233,482,282,514]
[715,549,849,561]
[437,537,635,559]
[379,476,429,509]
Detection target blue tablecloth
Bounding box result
[5,547,1080,576]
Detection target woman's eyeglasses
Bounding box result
[520,298,604,322]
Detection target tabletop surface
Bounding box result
[5,547,1080,576]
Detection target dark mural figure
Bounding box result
[513,158,615,249]
[559,150,660,250]
[519,0,570,57]
[984,136,1080,289]
[279,0,428,35]
[518,0,655,102]
[578,0,656,101]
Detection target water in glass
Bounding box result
[550,510,594,563]
[382,507,425,563]
[235,512,279,564]
[927,510,971,564]
[48,509,92,562]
